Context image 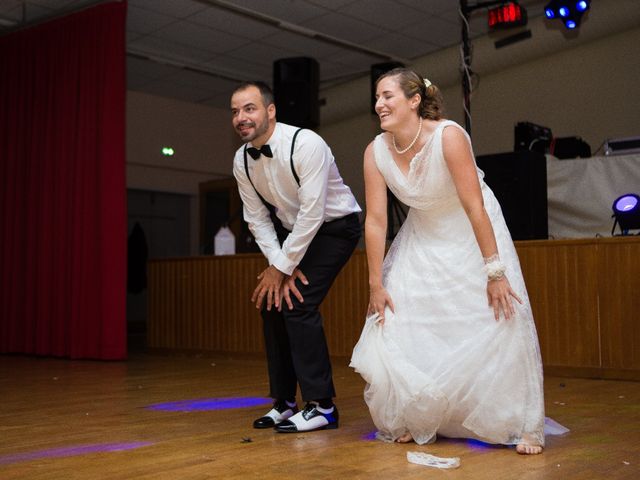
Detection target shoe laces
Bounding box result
[273,400,291,413]
[302,402,318,414]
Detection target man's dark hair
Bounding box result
[233,81,274,108]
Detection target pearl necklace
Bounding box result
[392,117,423,154]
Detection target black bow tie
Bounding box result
[246,144,273,160]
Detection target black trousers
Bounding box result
[261,213,361,402]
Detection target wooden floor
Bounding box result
[1,350,639,480]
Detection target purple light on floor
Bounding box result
[146,396,272,412]
[0,442,153,466]
[361,430,378,441]
[466,439,494,451]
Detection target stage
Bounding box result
[1,352,639,479]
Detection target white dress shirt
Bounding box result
[233,122,361,275]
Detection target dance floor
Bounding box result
[1,351,639,479]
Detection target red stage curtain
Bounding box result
[0,2,127,359]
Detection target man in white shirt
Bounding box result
[231,81,361,433]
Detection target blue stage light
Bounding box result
[615,194,639,214]
[544,0,590,30]
[611,193,640,235]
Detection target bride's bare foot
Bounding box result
[395,432,414,443]
[516,443,543,455]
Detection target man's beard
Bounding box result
[237,114,269,143]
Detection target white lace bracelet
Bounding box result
[484,255,506,281]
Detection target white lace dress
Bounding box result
[350,121,546,446]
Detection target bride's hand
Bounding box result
[368,285,395,325]
[487,276,522,321]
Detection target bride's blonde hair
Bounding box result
[376,67,444,120]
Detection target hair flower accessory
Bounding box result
[424,78,432,88]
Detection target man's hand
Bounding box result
[251,265,285,311]
[281,268,309,311]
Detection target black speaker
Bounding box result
[476,151,548,240]
[514,121,552,154]
[370,62,404,114]
[551,136,591,159]
[273,57,319,129]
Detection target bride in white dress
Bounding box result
[350,68,545,454]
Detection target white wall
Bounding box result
[126,91,241,254]
[465,26,640,156]
[126,90,239,192]
[318,23,640,205]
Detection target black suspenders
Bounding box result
[243,128,303,197]
[288,128,303,185]
[242,129,304,235]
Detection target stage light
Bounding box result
[488,2,527,30]
[611,193,640,235]
[544,0,590,29]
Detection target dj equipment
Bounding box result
[604,136,640,156]
[514,121,552,154]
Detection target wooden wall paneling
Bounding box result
[598,238,640,371]
[147,261,158,348]
[230,257,243,351]
[231,255,247,352]
[321,251,369,357]
[179,260,193,349]
[210,257,229,351]
[197,260,207,349]
[204,259,215,350]
[562,243,600,368]
[210,258,223,350]
[178,260,191,348]
[162,260,173,350]
[217,258,229,351]
[148,261,174,349]
[171,261,182,349]
[146,261,156,347]
[221,258,233,352]
[516,243,553,363]
[147,239,640,379]
[516,240,600,369]
[349,252,370,354]
[225,255,266,353]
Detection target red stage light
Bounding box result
[488,2,527,30]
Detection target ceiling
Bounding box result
[0,0,548,109]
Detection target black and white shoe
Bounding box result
[253,400,298,429]
[275,402,339,433]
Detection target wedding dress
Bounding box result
[350,121,547,446]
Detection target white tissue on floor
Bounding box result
[406,452,460,469]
